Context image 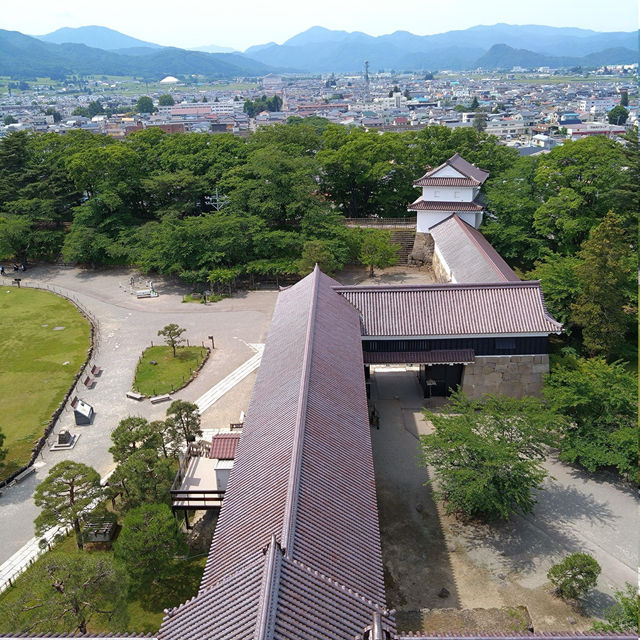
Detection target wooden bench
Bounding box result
[11,466,36,485]
[83,375,95,388]
[126,391,144,401]
[150,393,172,404]
[91,364,102,377]
[70,396,78,408]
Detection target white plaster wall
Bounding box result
[433,165,465,178]
[421,185,476,202]
[416,210,454,232]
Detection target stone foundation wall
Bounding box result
[461,355,549,399]
[432,248,451,283]
[408,232,434,267]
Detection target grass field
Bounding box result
[0,287,91,481]
[0,533,206,634]
[133,345,207,396]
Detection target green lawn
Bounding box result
[0,288,91,481]
[0,533,206,635]
[133,345,207,396]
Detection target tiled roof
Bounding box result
[430,214,520,283]
[408,198,484,211]
[413,176,480,187]
[157,266,391,640]
[335,282,563,337]
[208,433,240,460]
[414,153,489,186]
[363,349,476,364]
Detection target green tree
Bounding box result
[113,504,186,588]
[158,94,175,106]
[109,416,161,463]
[0,552,128,635]
[592,583,638,634]
[608,105,629,125]
[358,228,399,276]
[420,392,559,520]
[544,357,637,478]
[483,156,543,269]
[547,553,600,599]
[44,107,62,123]
[571,211,637,359]
[135,96,155,114]
[106,448,174,512]
[3,115,17,125]
[165,400,201,450]
[158,323,186,357]
[86,100,105,118]
[470,96,479,109]
[619,90,629,107]
[472,111,487,132]
[533,137,630,253]
[33,461,102,550]
[298,239,340,275]
[527,254,582,330]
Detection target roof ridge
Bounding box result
[254,535,283,640]
[287,556,390,614]
[333,281,541,292]
[281,265,320,555]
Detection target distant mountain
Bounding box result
[0,29,274,79]
[244,24,638,72]
[476,43,638,69]
[36,25,162,50]
[191,44,237,54]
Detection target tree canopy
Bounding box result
[113,504,186,588]
[420,392,559,520]
[0,552,128,635]
[543,357,637,478]
[33,461,102,549]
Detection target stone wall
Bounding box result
[408,232,434,267]
[431,247,451,283]
[460,355,548,399]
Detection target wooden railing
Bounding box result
[344,217,417,228]
[170,489,225,509]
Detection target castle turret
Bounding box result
[408,153,489,232]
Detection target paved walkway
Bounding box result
[0,266,278,568]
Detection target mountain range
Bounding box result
[1,24,635,80]
[0,29,272,79]
[243,24,638,72]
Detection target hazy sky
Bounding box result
[6,0,638,51]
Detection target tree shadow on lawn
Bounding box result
[136,558,206,613]
[449,481,616,576]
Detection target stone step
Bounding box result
[390,230,416,264]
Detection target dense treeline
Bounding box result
[0,122,516,287]
[483,130,638,362]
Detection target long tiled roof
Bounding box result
[335,282,562,337]
[430,214,520,283]
[157,266,391,640]
[408,198,484,211]
[413,153,489,186]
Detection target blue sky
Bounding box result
[7,0,639,51]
